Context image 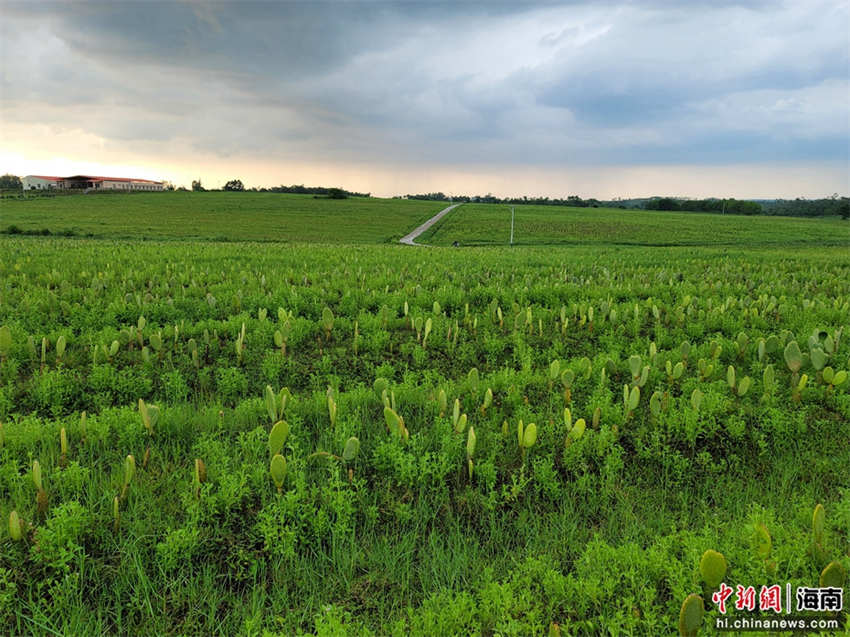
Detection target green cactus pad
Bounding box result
[699,549,727,589]
[678,594,704,637]
[343,437,360,462]
[819,561,846,588]
[812,503,825,543]
[522,422,537,448]
[268,420,289,457]
[9,511,22,542]
[784,340,803,373]
[270,454,287,489]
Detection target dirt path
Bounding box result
[399,203,460,246]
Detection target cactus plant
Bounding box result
[342,437,360,463]
[481,387,493,414]
[423,317,432,348]
[193,458,207,498]
[690,389,703,412]
[812,503,825,544]
[384,407,408,440]
[752,523,772,560]
[561,369,575,403]
[9,510,24,542]
[565,418,585,448]
[678,594,704,637]
[784,340,803,373]
[33,460,47,514]
[270,454,287,493]
[121,454,135,500]
[437,388,447,417]
[762,365,776,400]
[268,420,289,457]
[327,392,337,427]
[628,355,642,381]
[819,561,846,588]
[822,367,847,391]
[649,391,662,417]
[56,334,67,364]
[549,359,561,388]
[454,413,468,434]
[518,421,537,461]
[699,549,727,589]
[264,385,279,423]
[623,385,640,419]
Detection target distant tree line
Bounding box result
[761,196,850,218]
[259,184,370,198]
[0,174,23,190]
[644,197,762,215]
[404,192,603,207]
[405,191,849,219]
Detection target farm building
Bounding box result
[22,175,164,191]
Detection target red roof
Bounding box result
[64,175,162,184]
[28,175,63,181]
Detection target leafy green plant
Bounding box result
[321,307,334,340]
[59,427,68,468]
[138,398,159,468]
[0,325,11,362]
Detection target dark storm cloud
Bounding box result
[2,0,848,167]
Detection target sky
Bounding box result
[1,0,848,199]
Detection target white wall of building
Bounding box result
[22,176,60,190]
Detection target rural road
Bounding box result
[399,203,460,246]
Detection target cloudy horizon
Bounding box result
[1,0,848,199]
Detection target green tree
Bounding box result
[0,174,22,190]
[839,198,850,220]
[223,179,245,192]
[191,179,205,192]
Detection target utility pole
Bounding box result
[510,207,515,246]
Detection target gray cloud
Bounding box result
[1,0,848,172]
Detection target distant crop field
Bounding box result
[0,192,445,243]
[418,202,850,247]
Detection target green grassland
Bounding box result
[0,234,848,636]
[418,202,850,247]
[0,192,445,243]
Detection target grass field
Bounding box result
[418,202,850,247]
[0,192,445,243]
[0,202,849,635]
